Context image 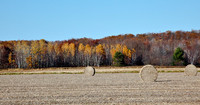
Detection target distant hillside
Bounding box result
[1,30,200,69]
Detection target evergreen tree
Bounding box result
[113,51,124,66]
[172,47,185,66]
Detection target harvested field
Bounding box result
[1,73,200,104]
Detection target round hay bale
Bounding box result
[84,66,95,76]
[185,64,197,76]
[139,65,158,82]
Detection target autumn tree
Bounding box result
[47,42,55,67]
[131,48,136,65]
[116,44,122,52]
[122,45,132,65]
[14,41,23,68]
[14,41,31,68]
[8,52,12,64]
[103,44,112,65]
[1,30,200,68]
[30,41,40,68]
[26,56,33,68]
[39,39,48,67]
[8,52,15,68]
[61,42,69,66]
[95,44,105,67]
[68,43,76,66]
[110,45,117,58]
[84,44,92,66]
[54,42,63,66]
[78,43,85,66]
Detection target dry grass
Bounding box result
[0,66,199,75]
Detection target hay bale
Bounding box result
[139,65,158,82]
[84,66,95,76]
[185,64,197,76]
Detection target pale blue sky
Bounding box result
[0,0,200,41]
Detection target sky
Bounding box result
[0,0,200,41]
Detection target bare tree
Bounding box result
[184,39,200,64]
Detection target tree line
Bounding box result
[1,30,200,69]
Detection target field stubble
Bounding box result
[1,71,200,104]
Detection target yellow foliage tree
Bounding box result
[78,43,85,66]
[84,44,92,66]
[61,43,69,56]
[127,50,132,58]
[61,43,69,65]
[54,43,61,56]
[8,52,15,68]
[95,44,105,67]
[47,42,55,67]
[78,43,85,53]
[39,39,47,67]
[26,56,33,68]
[122,45,132,65]
[84,44,92,56]
[132,48,136,53]
[110,48,116,58]
[96,44,105,55]
[116,44,122,52]
[69,43,76,65]
[31,41,40,68]
[92,46,96,54]
[123,45,131,58]
[69,43,75,57]
[39,39,47,55]
[8,52,12,64]
[31,41,40,57]
[47,42,54,54]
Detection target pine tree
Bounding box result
[113,51,124,66]
[172,47,185,66]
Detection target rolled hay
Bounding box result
[185,64,197,76]
[84,66,95,76]
[139,65,158,82]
